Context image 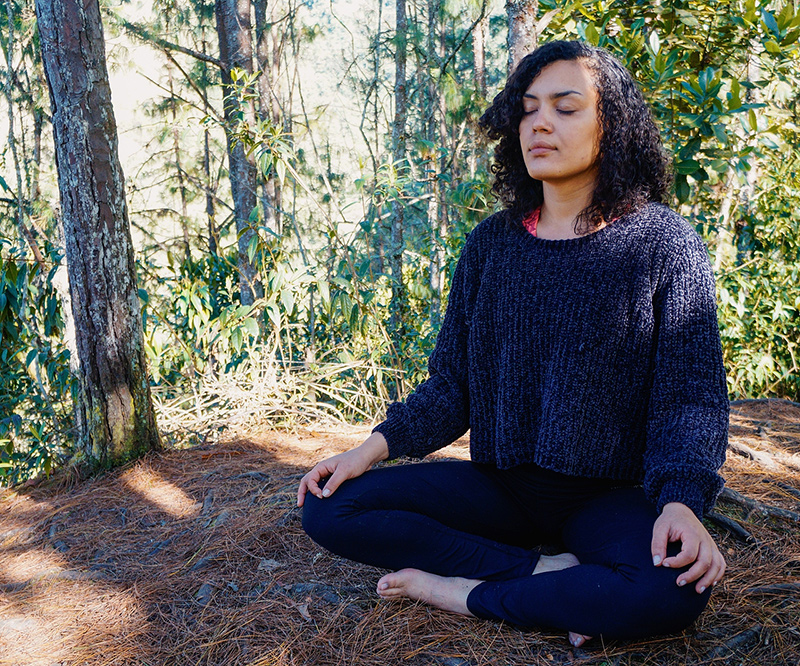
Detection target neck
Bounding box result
[539,174,598,239]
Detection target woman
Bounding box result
[298,40,729,646]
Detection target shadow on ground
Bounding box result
[1,402,799,666]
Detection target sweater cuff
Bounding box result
[656,479,710,519]
[372,406,411,460]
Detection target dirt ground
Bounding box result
[1,400,799,666]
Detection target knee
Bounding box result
[301,492,329,543]
[301,491,348,550]
[616,566,712,638]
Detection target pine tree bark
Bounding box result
[215,0,263,305]
[34,0,160,467]
[506,0,538,74]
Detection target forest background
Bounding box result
[1,0,799,484]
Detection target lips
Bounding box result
[528,142,556,156]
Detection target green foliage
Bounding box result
[539,0,800,399]
[3,0,800,487]
[0,238,75,485]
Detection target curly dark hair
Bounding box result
[479,40,672,232]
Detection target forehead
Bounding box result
[523,59,597,98]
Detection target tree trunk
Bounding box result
[254,0,281,237]
[389,0,407,353]
[203,127,219,256]
[168,68,192,264]
[474,13,488,99]
[506,0,537,74]
[34,0,160,467]
[215,0,263,305]
[426,0,442,328]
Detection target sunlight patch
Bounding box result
[122,467,200,519]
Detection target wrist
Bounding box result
[359,432,389,465]
[661,502,694,517]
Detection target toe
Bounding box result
[568,632,592,648]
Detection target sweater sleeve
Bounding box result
[642,230,729,518]
[372,230,479,460]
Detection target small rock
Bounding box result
[233,471,270,482]
[257,558,282,572]
[48,524,58,539]
[209,510,230,528]
[190,554,219,572]
[227,582,239,592]
[52,540,68,553]
[195,582,215,607]
[201,490,214,515]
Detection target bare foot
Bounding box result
[568,631,592,648]
[533,553,593,648]
[376,568,482,616]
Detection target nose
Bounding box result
[529,105,554,133]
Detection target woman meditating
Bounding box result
[297,40,729,647]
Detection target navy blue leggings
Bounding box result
[302,460,712,639]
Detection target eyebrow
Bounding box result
[522,90,583,100]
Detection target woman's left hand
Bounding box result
[650,502,726,594]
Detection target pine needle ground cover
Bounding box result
[1,401,799,666]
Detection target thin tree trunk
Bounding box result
[203,127,218,255]
[474,13,488,99]
[201,34,219,257]
[254,0,281,236]
[506,0,537,74]
[3,0,27,253]
[215,0,263,305]
[168,69,191,264]
[31,107,43,202]
[389,0,408,352]
[35,0,160,466]
[426,0,440,326]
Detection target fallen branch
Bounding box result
[727,439,780,469]
[705,624,762,660]
[761,478,800,502]
[706,511,756,544]
[719,488,800,525]
[730,398,800,409]
[744,582,800,596]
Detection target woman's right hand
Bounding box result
[296,432,389,507]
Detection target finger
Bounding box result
[650,518,670,566]
[714,554,727,585]
[695,560,720,593]
[297,478,308,507]
[676,545,713,586]
[303,467,327,500]
[697,551,726,593]
[321,465,351,497]
[662,536,700,569]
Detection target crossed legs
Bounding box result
[301,461,711,641]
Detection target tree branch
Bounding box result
[116,17,224,70]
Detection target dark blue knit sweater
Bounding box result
[374,203,729,518]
